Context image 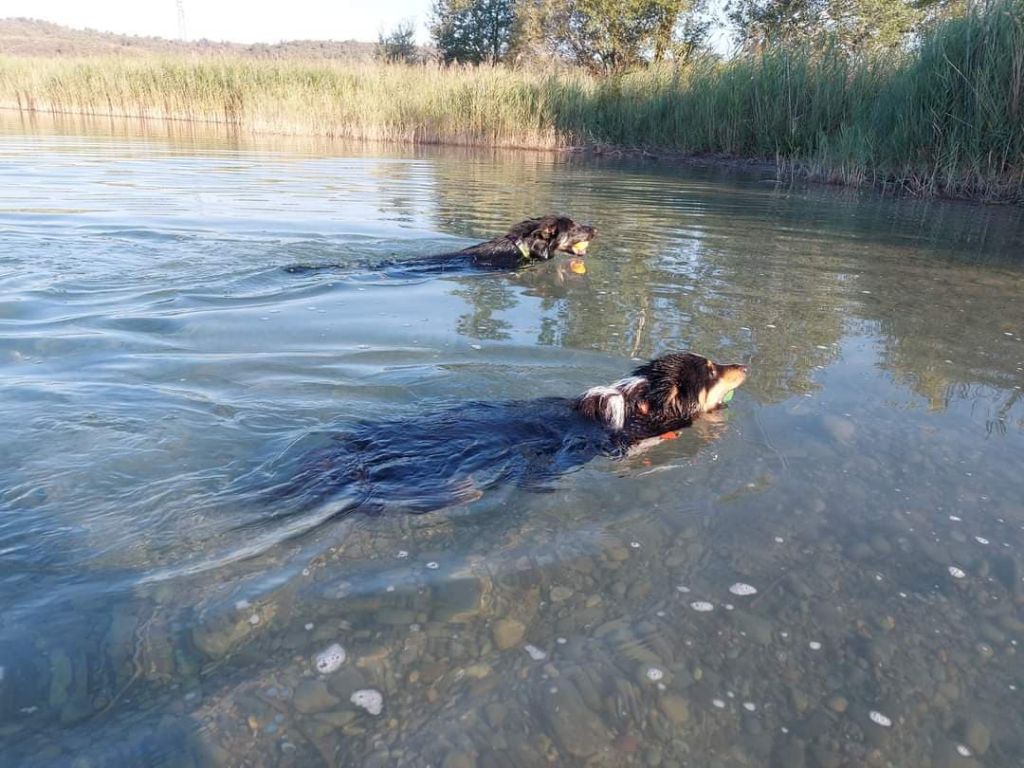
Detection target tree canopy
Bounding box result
[727,0,969,54]
[431,0,518,64]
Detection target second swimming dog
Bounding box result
[285,215,596,276]
[270,353,747,520]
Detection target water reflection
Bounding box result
[1,113,1023,767]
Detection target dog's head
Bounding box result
[577,352,748,432]
[507,216,596,259]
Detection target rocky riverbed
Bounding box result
[5,448,1022,767]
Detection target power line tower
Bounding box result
[176,0,188,41]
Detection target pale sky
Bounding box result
[3,0,437,44]
[2,0,734,53]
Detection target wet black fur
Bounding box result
[266,353,740,522]
[284,215,595,276]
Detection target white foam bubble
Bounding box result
[630,541,641,548]
[975,536,990,545]
[743,702,756,712]
[350,689,383,715]
[729,583,757,596]
[426,561,440,570]
[676,585,691,593]
[690,601,714,612]
[956,745,972,757]
[809,641,823,650]
[314,643,346,674]
[397,550,409,558]
[646,667,664,682]
[948,566,967,579]
[712,698,726,708]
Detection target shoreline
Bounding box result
[2,103,1019,206]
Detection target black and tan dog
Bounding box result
[268,353,747,520]
[430,215,596,271]
[285,215,596,275]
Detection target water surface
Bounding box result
[2,112,1024,767]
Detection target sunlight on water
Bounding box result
[1,113,1024,767]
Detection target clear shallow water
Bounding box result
[2,112,1024,767]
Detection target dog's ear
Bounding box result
[528,219,558,242]
[648,379,681,416]
[576,387,626,430]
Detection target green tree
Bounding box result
[376,20,419,63]
[727,0,968,54]
[531,0,702,72]
[431,0,518,64]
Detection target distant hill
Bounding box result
[0,18,427,60]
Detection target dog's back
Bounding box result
[279,398,611,517]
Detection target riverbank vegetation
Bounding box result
[1,0,1021,201]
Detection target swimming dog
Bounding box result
[284,216,596,275]
[272,353,747,519]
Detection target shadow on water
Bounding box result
[2,112,1024,766]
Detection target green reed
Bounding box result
[2,0,1021,201]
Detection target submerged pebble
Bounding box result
[314,643,346,674]
[868,710,892,727]
[350,689,383,715]
[809,641,823,650]
[729,582,757,596]
[524,644,547,661]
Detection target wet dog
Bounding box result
[424,215,596,271]
[271,353,747,520]
[284,215,596,276]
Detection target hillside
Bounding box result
[0,17,391,60]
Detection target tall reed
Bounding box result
[2,0,1022,200]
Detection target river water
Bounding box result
[1,112,1023,767]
